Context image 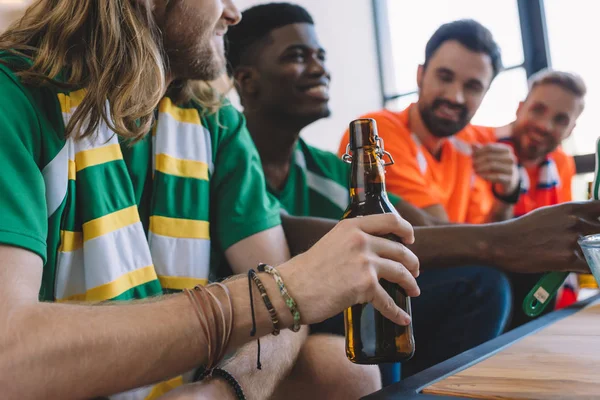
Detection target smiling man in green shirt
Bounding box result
[225,3,512,384]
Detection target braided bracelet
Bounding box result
[258,263,301,332]
[193,367,246,400]
[212,368,246,400]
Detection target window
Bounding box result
[544,0,598,198]
[376,0,595,199]
[378,0,527,127]
[471,67,528,127]
[545,0,597,157]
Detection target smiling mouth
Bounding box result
[300,84,329,100]
[435,104,462,121]
[524,128,551,145]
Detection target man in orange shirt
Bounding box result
[495,69,585,217]
[338,19,520,224]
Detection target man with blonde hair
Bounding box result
[496,69,586,217]
[0,0,420,399]
[494,69,587,328]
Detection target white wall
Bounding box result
[232,0,382,152]
[0,1,29,32]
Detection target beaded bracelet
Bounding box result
[248,269,281,336]
[258,263,301,332]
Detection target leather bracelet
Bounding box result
[492,179,521,204]
[184,283,233,374]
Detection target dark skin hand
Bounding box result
[282,200,600,275]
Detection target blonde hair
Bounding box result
[528,69,587,100]
[0,0,165,141]
[169,79,224,115]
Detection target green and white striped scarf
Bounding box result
[48,90,212,398]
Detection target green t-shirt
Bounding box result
[268,138,400,219]
[0,57,281,302]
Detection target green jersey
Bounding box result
[268,138,400,219]
[0,55,281,303]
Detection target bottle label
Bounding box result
[533,287,550,304]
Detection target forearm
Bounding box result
[222,327,308,399]
[394,200,449,227]
[487,199,515,222]
[408,225,493,269]
[3,295,204,399]
[221,226,305,399]
[281,213,490,270]
[2,276,295,400]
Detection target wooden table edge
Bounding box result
[363,293,600,400]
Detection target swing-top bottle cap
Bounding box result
[349,118,378,150]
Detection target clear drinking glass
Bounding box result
[579,234,600,286]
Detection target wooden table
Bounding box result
[364,293,600,400]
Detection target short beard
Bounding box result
[419,99,469,138]
[166,42,223,81]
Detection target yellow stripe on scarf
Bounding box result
[57,265,158,302]
[83,205,140,241]
[155,153,209,180]
[149,216,210,239]
[158,276,208,290]
[75,144,123,172]
[158,97,201,125]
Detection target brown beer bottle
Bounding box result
[341,118,415,364]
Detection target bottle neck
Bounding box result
[349,145,388,204]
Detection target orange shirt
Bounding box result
[496,136,574,217]
[338,105,496,224]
